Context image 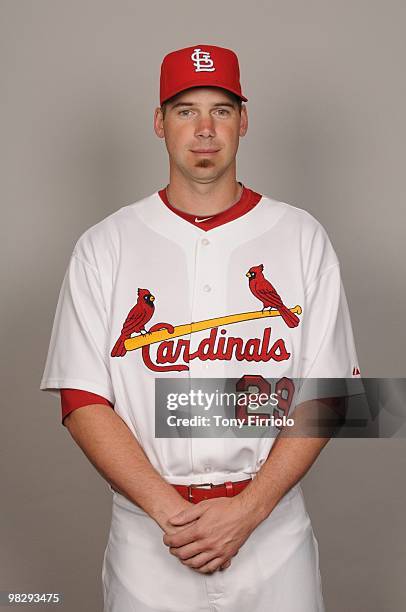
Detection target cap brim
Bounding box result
[161,81,248,105]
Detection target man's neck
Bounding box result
[165,176,243,217]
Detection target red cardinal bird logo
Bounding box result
[246,264,300,328]
[111,288,155,357]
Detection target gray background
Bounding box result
[1,1,405,610]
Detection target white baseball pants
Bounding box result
[102,484,325,612]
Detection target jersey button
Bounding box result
[201,238,210,246]
[203,284,212,292]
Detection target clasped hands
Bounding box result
[162,495,258,575]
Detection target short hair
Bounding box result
[161,87,243,119]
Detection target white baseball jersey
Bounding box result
[40,186,361,611]
[40,186,361,479]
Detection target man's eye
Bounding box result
[179,110,192,116]
[215,108,230,116]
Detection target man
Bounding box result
[40,44,362,611]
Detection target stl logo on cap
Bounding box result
[191,48,215,72]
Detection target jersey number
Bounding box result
[235,375,295,430]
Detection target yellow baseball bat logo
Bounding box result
[125,305,302,351]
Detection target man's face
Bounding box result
[154,87,248,184]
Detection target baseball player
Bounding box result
[40,44,362,611]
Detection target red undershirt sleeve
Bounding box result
[60,388,114,426]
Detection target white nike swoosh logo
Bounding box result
[195,216,214,223]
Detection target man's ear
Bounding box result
[154,107,165,138]
[239,104,248,137]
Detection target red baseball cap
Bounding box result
[159,44,248,106]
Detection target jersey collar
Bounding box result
[134,187,288,248]
[157,182,262,231]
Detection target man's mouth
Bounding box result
[190,149,220,154]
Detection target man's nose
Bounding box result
[195,115,216,137]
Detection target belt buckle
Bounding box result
[187,482,213,502]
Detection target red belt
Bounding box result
[172,478,252,504]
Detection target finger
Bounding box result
[168,503,206,525]
[169,541,205,561]
[195,557,228,574]
[220,560,231,570]
[181,550,218,570]
[163,525,199,548]
[165,518,198,536]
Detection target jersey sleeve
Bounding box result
[40,251,115,407]
[297,262,364,403]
